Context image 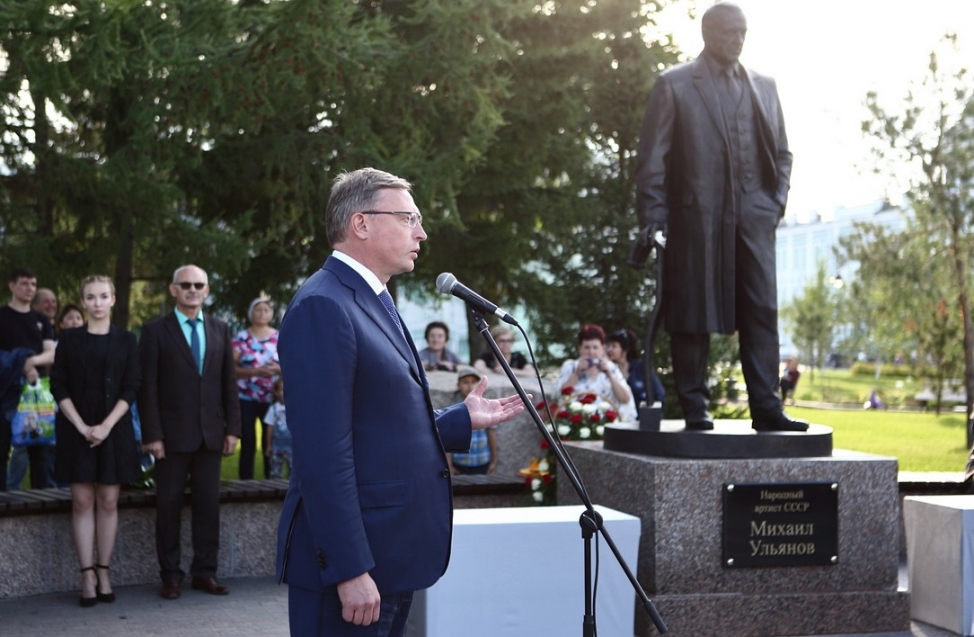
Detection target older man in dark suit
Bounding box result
[276,167,524,637]
[635,1,807,433]
[139,264,241,599]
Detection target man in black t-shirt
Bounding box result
[6,286,61,490]
[0,267,56,491]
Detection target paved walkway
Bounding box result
[0,575,960,637]
[0,576,289,637]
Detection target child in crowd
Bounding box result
[263,378,292,479]
[447,367,497,475]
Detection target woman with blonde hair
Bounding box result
[473,324,536,378]
[51,275,141,606]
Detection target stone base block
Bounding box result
[0,501,279,598]
[904,495,974,636]
[556,443,910,637]
[642,590,909,637]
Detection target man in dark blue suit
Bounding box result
[276,167,525,636]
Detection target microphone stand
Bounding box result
[470,310,667,636]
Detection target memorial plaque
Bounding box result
[722,482,838,568]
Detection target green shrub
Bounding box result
[849,362,931,378]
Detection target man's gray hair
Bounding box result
[702,1,744,33]
[172,264,209,284]
[326,167,412,247]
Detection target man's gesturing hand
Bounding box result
[464,376,527,430]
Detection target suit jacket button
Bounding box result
[440,469,450,478]
[316,549,327,569]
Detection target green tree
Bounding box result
[782,261,837,382]
[0,0,381,324]
[862,35,974,440]
[0,0,515,326]
[836,216,964,414]
[405,0,681,366]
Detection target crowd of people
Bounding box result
[0,265,291,607]
[1,182,666,635]
[417,317,664,424]
[0,259,666,611]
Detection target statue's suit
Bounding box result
[636,52,792,419]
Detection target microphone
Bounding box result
[436,273,519,327]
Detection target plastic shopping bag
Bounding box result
[10,378,56,446]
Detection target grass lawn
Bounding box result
[214,406,967,475]
[793,367,963,410]
[221,449,242,481]
[219,425,274,481]
[778,367,969,472]
[786,406,969,472]
[211,383,969,478]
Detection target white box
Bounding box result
[410,505,642,637]
[904,495,974,636]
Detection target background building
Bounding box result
[775,199,909,358]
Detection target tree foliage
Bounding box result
[0,0,514,325]
[0,0,699,397]
[407,0,682,366]
[860,35,974,438]
[835,217,963,414]
[781,261,837,381]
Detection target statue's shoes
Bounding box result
[752,413,809,432]
[685,418,714,431]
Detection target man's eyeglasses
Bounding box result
[361,210,424,228]
[496,338,514,344]
[176,282,207,290]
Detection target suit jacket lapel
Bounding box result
[692,57,730,148]
[201,316,215,376]
[743,68,779,179]
[323,258,422,379]
[357,289,420,376]
[164,312,199,372]
[400,321,429,390]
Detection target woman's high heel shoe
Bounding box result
[95,564,115,603]
[79,566,97,607]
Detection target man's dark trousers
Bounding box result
[155,446,223,580]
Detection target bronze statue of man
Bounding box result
[635,2,807,433]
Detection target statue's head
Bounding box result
[702,2,747,65]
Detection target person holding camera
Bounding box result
[555,324,636,422]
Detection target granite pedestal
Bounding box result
[556,442,909,637]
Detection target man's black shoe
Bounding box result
[685,419,715,431]
[752,412,809,432]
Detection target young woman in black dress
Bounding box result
[51,275,141,607]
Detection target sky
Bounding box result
[649,0,974,220]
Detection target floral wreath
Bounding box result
[519,386,619,504]
[549,386,619,441]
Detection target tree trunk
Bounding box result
[960,289,974,448]
[114,211,135,329]
[948,228,974,448]
[105,87,134,328]
[466,311,484,367]
[30,87,53,238]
